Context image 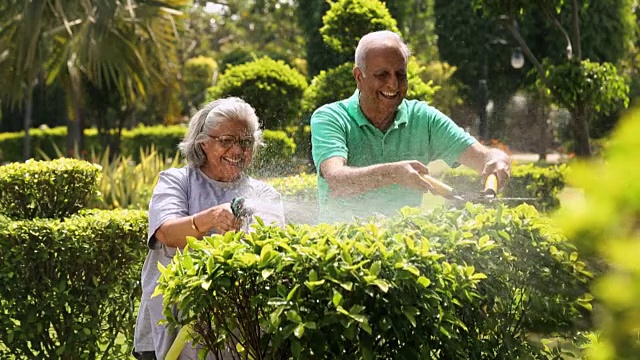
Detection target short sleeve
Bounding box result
[425,105,476,166]
[147,169,189,249]
[310,106,349,174]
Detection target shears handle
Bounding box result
[419,173,456,199]
[483,174,498,197]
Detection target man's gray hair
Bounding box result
[178,97,263,168]
[354,30,411,72]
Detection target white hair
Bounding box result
[354,30,411,72]
[178,97,263,167]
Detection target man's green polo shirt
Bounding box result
[311,90,476,223]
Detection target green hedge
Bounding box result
[0,209,148,359]
[0,125,296,174]
[0,158,101,220]
[157,204,592,359]
[0,158,149,358]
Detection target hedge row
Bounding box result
[158,204,593,359]
[0,157,580,358]
[0,125,298,176]
[0,158,148,358]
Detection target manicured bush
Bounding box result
[320,0,399,56]
[0,209,148,359]
[0,125,297,177]
[0,127,103,163]
[206,56,308,130]
[249,129,297,178]
[0,158,101,220]
[120,125,185,162]
[184,56,218,111]
[157,204,592,359]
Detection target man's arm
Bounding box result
[457,142,511,188]
[320,156,435,197]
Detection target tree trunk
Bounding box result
[66,79,85,158]
[533,92,549,162]
[67,108,84,158]
[23,86,34,161]
[570,104,592,157]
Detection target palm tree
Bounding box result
[47,0,189,157]
[0,0,188,160]
[0,0,57,161]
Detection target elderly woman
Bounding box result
[133,97,285,360]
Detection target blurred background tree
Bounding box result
[1,0,638,161]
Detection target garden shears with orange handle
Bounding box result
[419,173,537,204]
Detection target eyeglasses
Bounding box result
[207,134,255,150]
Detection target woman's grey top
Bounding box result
[134,166,285,359]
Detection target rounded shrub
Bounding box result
[0,209,148,358]
[320,0,399,56]
[0,158,101,219]
[249,129,297,177]
[184,56,218,111]
[206,56,308,130]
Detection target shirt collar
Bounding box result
[347,89,408,129]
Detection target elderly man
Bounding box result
[310,30,510,222]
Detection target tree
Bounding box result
[471,0,634,156]
[0,0,57,161]
[435,0,524,141]
[47,0,188,156]
[297,0,413,78]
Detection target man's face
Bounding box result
[354,44,408,117]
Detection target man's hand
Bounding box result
[481,154,511,190]
[459,143,512,191]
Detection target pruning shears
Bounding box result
[419,173,536,204]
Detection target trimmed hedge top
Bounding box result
[158,204,592,359]
[0,158,101,219]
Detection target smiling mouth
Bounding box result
[380,90,399,99]
[224,157,244,167]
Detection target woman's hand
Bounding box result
[206,203,243,233]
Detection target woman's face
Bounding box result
[200,119,254,182]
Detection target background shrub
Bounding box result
[0,158,100,220]
[249,129,297,177]
[0,209,148,359]
[320,0,399,56]
[206,56,308,130]
[184,56,218,112]
[0,125,297,177]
